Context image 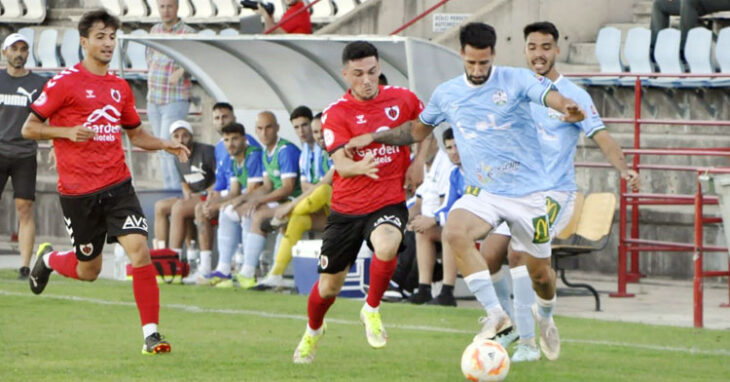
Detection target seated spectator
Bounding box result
[202,122,264,285]
[153,121,216,256]
[408,128,461,306]
[257,0,312,34]
[188,103,262,282]
[254,112,334,290]
[221,111,301,288]
[650,0,730,59]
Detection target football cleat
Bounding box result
[532,304,560,360]
[494,327,519,349]
[293,323,326,364]
[511,342,541,362]
[141,332,171,355]
[473,310,512,342]
[251,274,283,291]
[29,243,54,295]
[360,306,387,349]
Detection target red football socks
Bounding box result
[47,250,79,279]
[307,281,335,331]
[132,264,160,326]
[366,255,398,308]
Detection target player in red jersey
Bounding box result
[21,9,189,355]
[293,41,424,364]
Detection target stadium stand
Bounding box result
[178,0,194,19]
[123,0,149,22]
[591,26,624,85]
[651,27,683,86]
[621,26,652,85]
[0,0,23,20]
[211,0,240,22]
[148,0,161,19]
[99,0,124,19]
[36,28,59,68]
[310,0,336,23]
[219,27,239,35]
[60,28,81,67]
[17,27,37,68]
[683,27,714,87]
[188,0,216,21]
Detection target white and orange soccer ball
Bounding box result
[460,339,510,381]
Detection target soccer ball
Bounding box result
[460,340,510,381]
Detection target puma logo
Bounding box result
[17,86,37,102]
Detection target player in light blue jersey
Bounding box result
[479,22,641,362]
[346,22,587,355]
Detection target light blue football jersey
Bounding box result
[531,75,605,191]
[419,67,554,197]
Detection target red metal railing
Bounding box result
[567,71,730,328]
[390,0,455,35]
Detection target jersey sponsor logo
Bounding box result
[17,86,37,102]
[356,114,367,124]
[78,243,94,257]
[110,88,121,103]
[373,214,403,229]
[85,105,122,142]
[323,129,335,148]
[354,143,401,165]
[86,89,96,98]
[475,114,511,131]
[532,215,550,244]
[384,105,400,121]
[545,196,561,227]
[122,215,148,231]
[546,108,562,120]
[492,90,508,106]
[318,254,329,270]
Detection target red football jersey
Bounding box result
[323,85,424,215]
[30,63,141,196]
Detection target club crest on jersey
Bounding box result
[111,88,121,103]
[79,243,94,257]
[356,114,367,124]
[318,254,329,270]
[492,90,508,106]
[34,91,48,106]
[384,105,400,121]
[323,129,335,148]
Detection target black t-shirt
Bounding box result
[0,70,47,157]
[175,141,216,193]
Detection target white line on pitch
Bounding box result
[2,289,729,356]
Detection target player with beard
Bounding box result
[347,22,586,362]
[292,41,424,364]
[0,33,47,280]
[479,21,639,362]
[22,9,189,355]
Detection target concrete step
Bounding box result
[568,42,598,65]
[633,1,653,17]
[606,22,650,37]
[556,62,600,74]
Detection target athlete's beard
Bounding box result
[532,58,555,77]
[465,66,491,85]
[354,86,379,101]
[9,56,26,69]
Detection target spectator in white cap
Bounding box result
[153,120,217,258]
[0,33,47,280]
